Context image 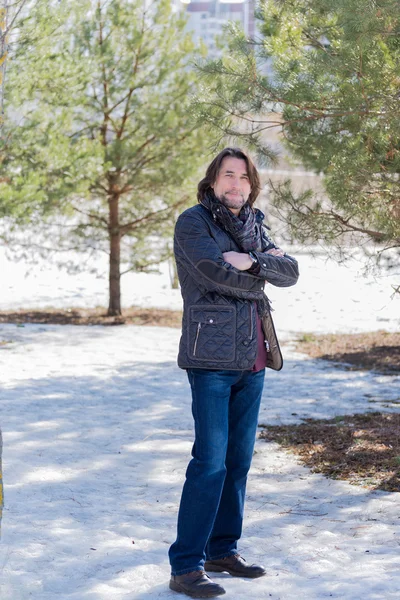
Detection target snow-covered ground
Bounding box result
[0,246,399,599]
[1,245,399,334]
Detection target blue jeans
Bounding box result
[169,368,265,576]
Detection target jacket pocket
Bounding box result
[188,305,236,362]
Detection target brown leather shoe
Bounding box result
[169,570,226,598]
[204,554,266,579]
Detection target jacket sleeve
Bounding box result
[249,251,299,288]
[247,222,300,288]
[174,211,265,300]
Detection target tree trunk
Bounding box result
[0,0,8,539]
[108,195,122,316]
[169,256,179,289]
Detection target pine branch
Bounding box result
[328,210,392,241]
[98,1,110,148]
[2,0,27,41]
[119,196,189,236]
[71,205,108,226]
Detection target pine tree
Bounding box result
[0,0,5,543]
[1,0,212,315]
[194,0,400,253]
[0,0,28,539]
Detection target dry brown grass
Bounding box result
[259,412,400,492]
[295,330,400,374]
[269,331,400,492]
[0,307,183,328]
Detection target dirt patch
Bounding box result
[259,412,400,492]
[0,307,183,328]
[295,330,400,374]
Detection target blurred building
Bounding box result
[175,0,256,59]
[172,0,326,237]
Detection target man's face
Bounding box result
[211,157,251,214]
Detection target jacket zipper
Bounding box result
[193,322,201,356]
[249,303,253,340]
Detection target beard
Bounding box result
[218,192,247,211]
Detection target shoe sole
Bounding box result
[169,580,226,598]
[204,565,266,579]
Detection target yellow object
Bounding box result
[0,429,2,537]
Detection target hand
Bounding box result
[266,248,285,257]
[222,251,253,271]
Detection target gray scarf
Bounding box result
[201,190,271,316]
[201,190,263,252]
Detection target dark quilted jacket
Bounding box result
[174,203,299,370]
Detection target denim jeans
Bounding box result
[169,368,265,576]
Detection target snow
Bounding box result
[1,246,399,334]
[0,246,399,599]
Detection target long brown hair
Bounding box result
[197,147,261,207]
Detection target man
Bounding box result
[169,148,299,598]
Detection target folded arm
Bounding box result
[245,249,299,287]
[222,248,299,289]
[174,211,265,300]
